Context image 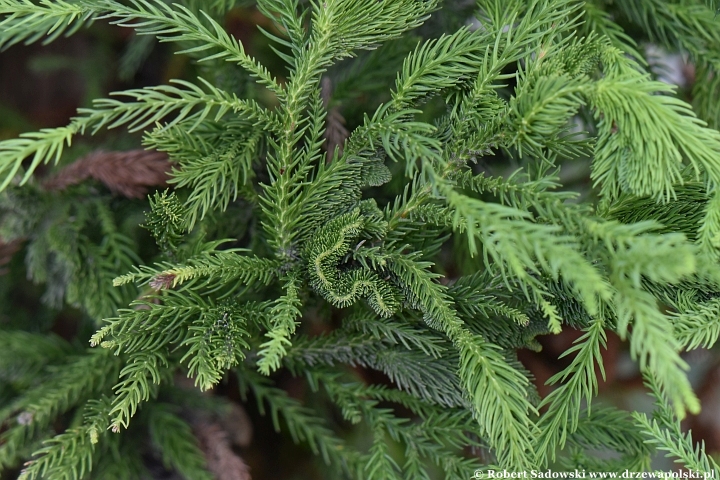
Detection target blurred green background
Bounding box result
[1,2,718,478]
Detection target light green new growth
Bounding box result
[1,0,720,478]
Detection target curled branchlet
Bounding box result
[304,208,400,317]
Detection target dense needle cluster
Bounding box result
[1,0,720,478]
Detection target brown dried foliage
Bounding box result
[43,149,171,198]
[174,374,253,479]
[0,150,170,272]
[321,77,349,161]
[194,420,252,480]
[149,272,177,291]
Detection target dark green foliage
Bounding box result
[1,0,720,478]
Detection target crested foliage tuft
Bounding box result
[1,0,720,478]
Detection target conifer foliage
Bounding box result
[1,0,720,478]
